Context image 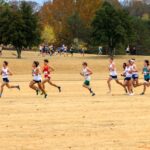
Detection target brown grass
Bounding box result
[0,50,150,150]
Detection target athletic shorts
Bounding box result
[33,80,41,83]
[110,75,118,79]
[84,80,90,86]
[3,78,9,83]
[125,77,131,81]
[132,74,138,80]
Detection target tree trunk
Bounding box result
[108,38,114,56]
[17,48,22,59]
[108,46,114,56]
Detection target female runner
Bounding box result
[29,61,47,98]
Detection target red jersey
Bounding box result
[43,65,50,78]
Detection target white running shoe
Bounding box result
[129,93,134,96]
[107,91,111,94]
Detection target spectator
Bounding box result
[126,46,130,55]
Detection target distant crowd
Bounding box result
[39,44,85,57]
[0,43,138,57]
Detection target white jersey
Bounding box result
[2,67,9,79]
[131,64,138,75]
[124,66,132,78]
[109,63,117,76]
[82,68,91,81]
[33,67,42,81]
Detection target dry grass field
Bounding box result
[0,50,150,150]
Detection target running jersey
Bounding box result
[43,65,50,78]
[82,67,91,81]
[131,64,138,76]
[143,67,150,80]
[124,66,132,78]
[109,63,117,76]
[32,67,42,81]
[2,67,9,79]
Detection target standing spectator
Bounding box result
[126,46,130,55]
[38,45,43,56]
[42,45,46,57]
[81,48,85,57]
[63,45,68,57]
[70,46,74,57]
[98,46,103,55]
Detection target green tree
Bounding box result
[0,1,41,58]
[132,18,150,55]
[19,1,41,53]
[0,6,26,58]
[91,2,134,55]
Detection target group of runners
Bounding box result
[0,57,150,98]
[107,57,150,96]
[0,59,61,98]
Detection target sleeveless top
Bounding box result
[143,67,150,79]
[43,65,50,78]
[109,63,117,76]
[124,66,132,78]
[82,68,91,81]
[2,67,9,79]
[131,64,138,76]
[32,67,42,81]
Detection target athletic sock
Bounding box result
[140,92,145,95]
[36,89,39,95]
[92,92,95,96]
[58,86,61,92]
[44,94,48,98]
[17,85,20,90]
[89,88,93,93]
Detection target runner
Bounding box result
[0,61,20,97]
[121,60,133,96]
[107,57,125,94]
[141,60,150,95]
[130,59,143,88]
[80,62,95,96]
[42,59,61,92]
[29,61,47,98]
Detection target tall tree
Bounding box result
[39,0,103,45]
[0,1,41,58]
[92,2,134,55]
[0,6,25,58]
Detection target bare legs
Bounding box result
[107,77,126,94]
[107,78,112,93]
[42,78,61,92]
[0,82,20,97]
[82,83,95,96]
[29,81,47,98]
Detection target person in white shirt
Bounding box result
[107,57,125,94]
[0,61,20,97]
[121,60,133,96]
[29,61,47,99]
[80,62,95,96]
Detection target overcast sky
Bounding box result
[22,0,124,5]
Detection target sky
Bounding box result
[23,0,124,5]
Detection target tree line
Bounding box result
[0,0,150,58]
